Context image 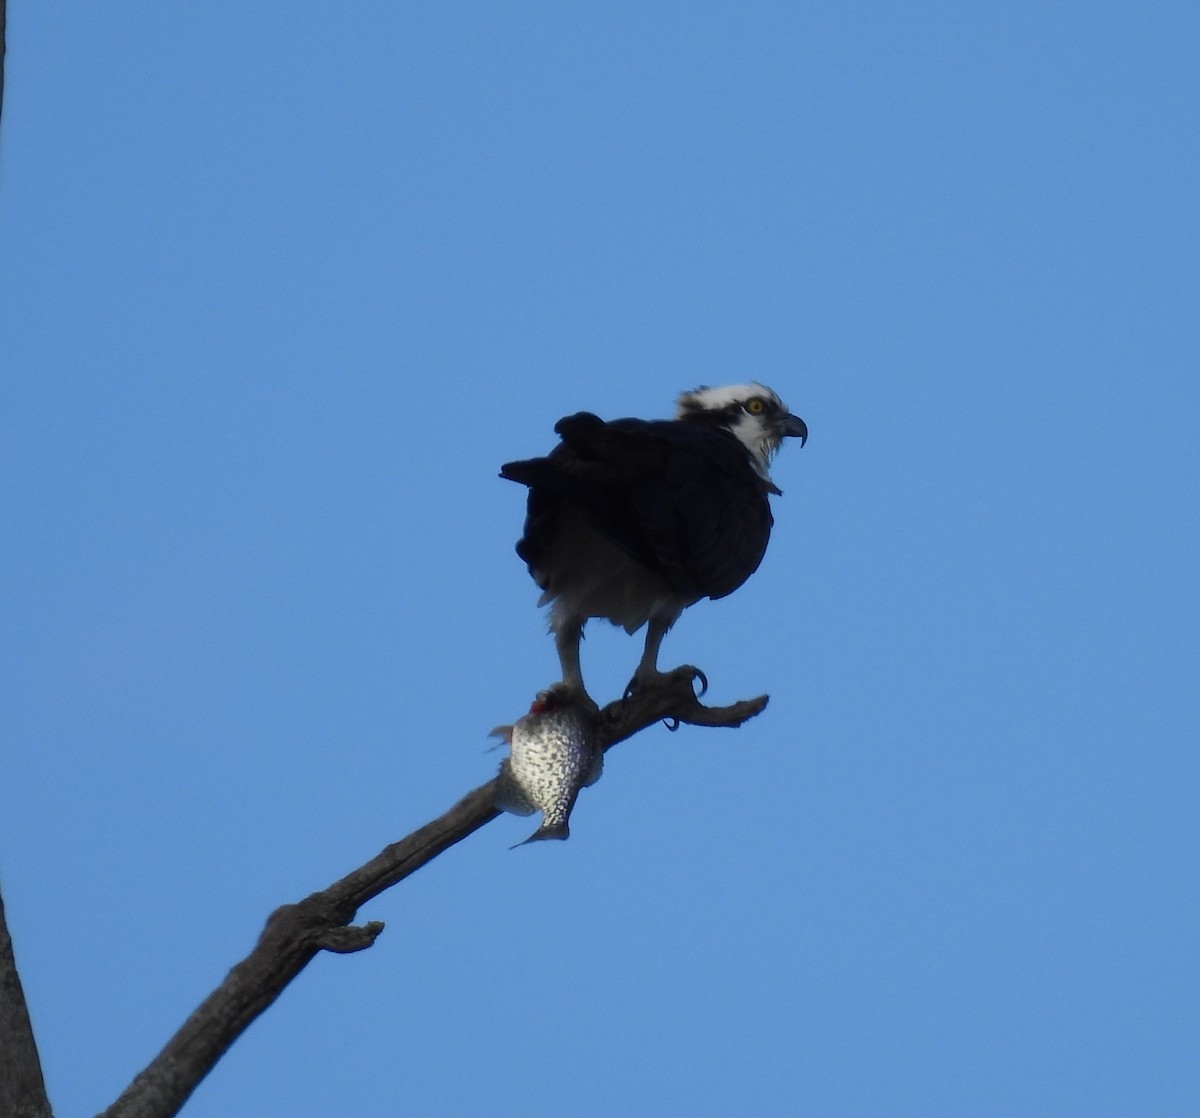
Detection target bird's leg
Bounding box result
[632,616,669,687]
[552,614,594,706]
[624,618,708,698]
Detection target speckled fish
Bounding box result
[493,684,603,846]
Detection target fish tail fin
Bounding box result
[510,821,570,849]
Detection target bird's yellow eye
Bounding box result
[745,398,766,414]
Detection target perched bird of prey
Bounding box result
[500,383,807,702]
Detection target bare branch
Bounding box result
[97,677,767,1118]
[0,886,54,1118]
[1,0,7,133]
[601,667,769,736]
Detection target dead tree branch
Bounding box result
[91,676,766,1118]
[0,887,54,1118]
[1,0,7,133]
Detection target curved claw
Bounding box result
[662,716,681,732]
[625,664,710,702]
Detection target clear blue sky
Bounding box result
[2,3,1197,1116]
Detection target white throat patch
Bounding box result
[726,409,779,478]
[676,382,787,481]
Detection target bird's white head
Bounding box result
[676,383,808,479]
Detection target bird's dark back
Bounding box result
[502,414,776,601]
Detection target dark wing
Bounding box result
[501,413,774,600]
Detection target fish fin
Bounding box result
[582,749,604,788]
[494,760,537,816]
[510,821,570,849]
[486,722,516,753]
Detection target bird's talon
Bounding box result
[662,717,681,732]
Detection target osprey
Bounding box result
[501,383,807,701]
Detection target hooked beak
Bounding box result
[782,413,808,447]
